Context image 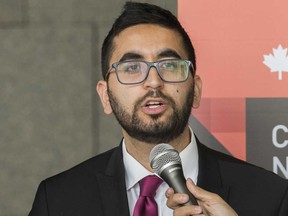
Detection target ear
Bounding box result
[96,80,113,114]
[192,75,202,108]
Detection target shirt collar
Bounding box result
[122,127,199,190]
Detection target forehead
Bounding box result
[110,24,188,63]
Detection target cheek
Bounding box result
[173,86,192,104]
[111,89,136,111]
[171,88,185,106]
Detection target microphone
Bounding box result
[149,143,198,205]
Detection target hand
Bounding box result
[166,178,238,216]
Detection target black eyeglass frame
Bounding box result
[105,59,194,85]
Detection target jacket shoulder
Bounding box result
[45,146,120,185]
[199,143,286,183]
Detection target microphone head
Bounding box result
[149,143,182,175]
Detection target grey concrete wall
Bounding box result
[0,0,177,215]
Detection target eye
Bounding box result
[160,61,178,71]
[122,62,142,73]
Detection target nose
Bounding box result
[143,66,164,89]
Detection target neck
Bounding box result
[123,126,191,172]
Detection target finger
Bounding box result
[173,205,203,216]
[165,187,174,198]
[165,188,190,209]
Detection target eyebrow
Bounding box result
[157,49,182,59]
[119,52,143,62]
[119,49,182,62]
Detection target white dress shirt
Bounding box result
[122,128,199,216]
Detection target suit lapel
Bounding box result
[96,144,130,216]
[196,140,230,201]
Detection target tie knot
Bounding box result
[139,175,163,197]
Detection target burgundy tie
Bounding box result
[133,175,163,216]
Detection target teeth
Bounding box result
[148,102,161,105]
[146,101,162,108]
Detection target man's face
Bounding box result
[98,24,201,144]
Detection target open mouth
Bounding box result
[145,101,164,108]
[141,98,168,115]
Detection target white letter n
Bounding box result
[273,156,288,179]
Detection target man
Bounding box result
[29,2,288,216]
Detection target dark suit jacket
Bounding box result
[29,141,288,216]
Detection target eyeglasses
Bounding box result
[105,59,194,85]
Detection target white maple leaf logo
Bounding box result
[263,45,288,80]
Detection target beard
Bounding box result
[107,84,195,144]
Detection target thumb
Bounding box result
[186,178,215,203]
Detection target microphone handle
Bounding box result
[161,166,198,206]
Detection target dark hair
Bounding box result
[101,2,196,78]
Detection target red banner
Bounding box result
[178,0,288,178]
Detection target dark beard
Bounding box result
[107,85,194,144]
